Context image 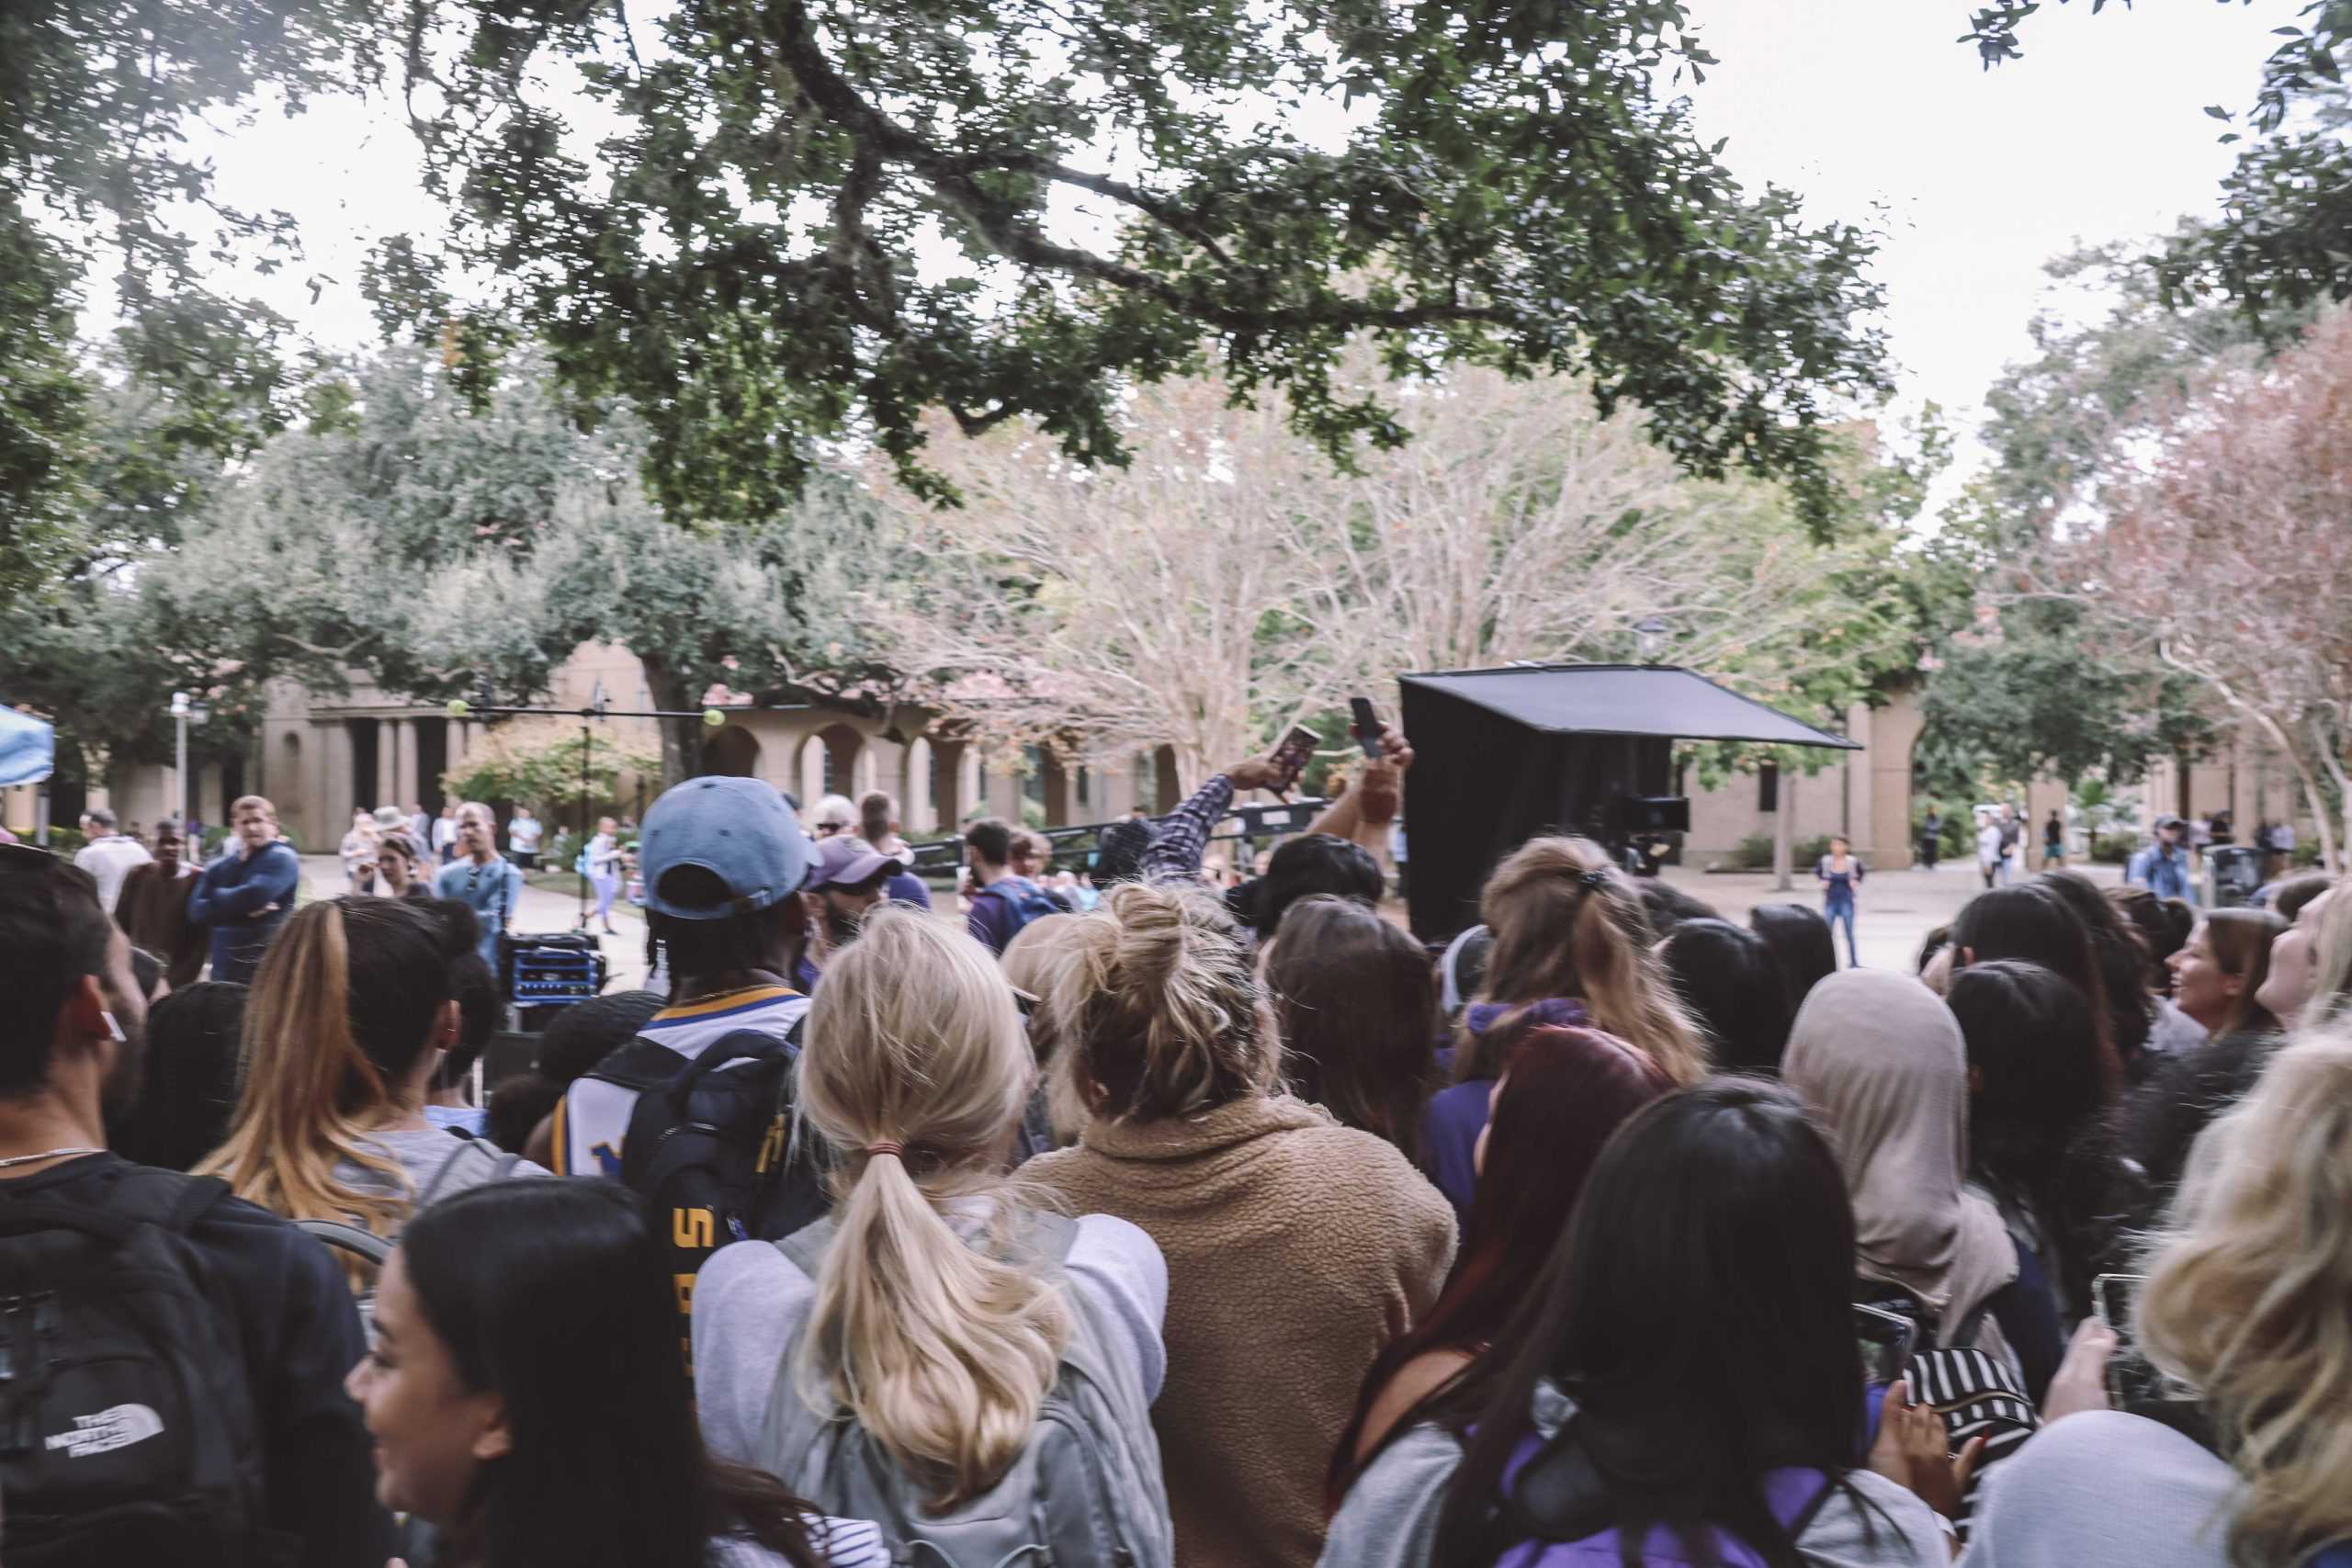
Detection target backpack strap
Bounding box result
[294,1217,395,1269]
[585,1035,694,1091]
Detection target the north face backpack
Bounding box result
[976,877,1064,942]
[0,1168,288,1567]
[600,1021,831,1355]
[759,1211,1172,1568]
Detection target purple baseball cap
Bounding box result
[808,834,895,891]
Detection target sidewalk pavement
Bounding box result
[299,854,654,991]
[1654,857,2124,973]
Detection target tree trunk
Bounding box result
[639,658,704,788]
[1772,763,1795,892]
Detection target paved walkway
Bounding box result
[1654,858,2123,972]
[300,855,656,991]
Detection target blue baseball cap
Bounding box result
[638,776,815,920]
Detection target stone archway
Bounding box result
[702,724,761,779]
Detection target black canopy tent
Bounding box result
[1398,664,1860,940]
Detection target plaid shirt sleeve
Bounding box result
[1140,773,1235,884]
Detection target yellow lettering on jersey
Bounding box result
[756,1112,786,1175]
[673,1207,714,1251]
[675,1271,696,1317]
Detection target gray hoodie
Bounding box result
[1317,1387,1946,1568]
[1962,1411,2235,1568]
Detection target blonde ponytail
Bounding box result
[795,905,1069,1507]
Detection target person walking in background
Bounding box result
[584,814,622,934]
[2042,808,2066,868]
[73,806,152,914]
[1976,807,2007,889]
[117,818,207,987]
[431,799,460,865]
[1919,807,1942,871]
[1815,833,1864,968]
[508,803,544,870]
[406,801,431,851]
[339,808,379,895]
[189,795,302,984]
[2129,815,2199,905]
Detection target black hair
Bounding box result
[108,981,247,1170]
[0,846,117,1097]
[400,1181,820,1568]
[965,817,1014,869]
[484,1072,565,1157]
[1658,919,1794,1076]
[536,990,667,1084]
[129,945,164,1003]
[1953,883,2122,1097]
[1637,880,1720,943]
[644,864,808,993]
[1228,833,1383,942]
[2271,872,2334,924]
[336,897,457,1089]
[2109,1029,2283,1244]
[1429,1081,1870,1568]
[1748,903,1838,1021]
[1946,960,2104,1310]
[419,898,499,1093]
[2032,872,2154,1074]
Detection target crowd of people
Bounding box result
[4,731,2350,1568]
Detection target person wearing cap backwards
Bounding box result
[2129,813,2199,905]
[806,834,899,952]
[548,776,818,1181]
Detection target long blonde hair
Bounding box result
[1461,837,1708,1085]
[1048,879,1276,1128]
[2139,1024,2352,1567]
[197,897,448,1235]
[794,904,1069,1508]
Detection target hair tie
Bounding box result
[1579,868,1610,891]
[865,1140,905,1160]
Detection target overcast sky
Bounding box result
[168,0,2292,491]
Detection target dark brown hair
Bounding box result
[1267,896,1438,1163]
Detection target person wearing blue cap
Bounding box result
[549,774,820,1185]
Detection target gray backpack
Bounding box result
[759,1210,1172,1568]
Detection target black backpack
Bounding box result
[0,1168,289,1567]
[596,1021,831,1348]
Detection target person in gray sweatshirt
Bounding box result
[1320,1080,1951,1568]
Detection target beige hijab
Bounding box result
[1784,968,2016,1337]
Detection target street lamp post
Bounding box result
[168,693,189,832]
[1634,617,1669,664]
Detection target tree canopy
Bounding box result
[1967,0,2352,331]
[366,0,1888,532]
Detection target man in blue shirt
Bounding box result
[435,800,525,976]
[2128,814,2199,905]
[187,795,302,983]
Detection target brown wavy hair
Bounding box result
[1457,837,1707,1086]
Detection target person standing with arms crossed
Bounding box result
[1815,834,1865,968]
[189,796,302,985]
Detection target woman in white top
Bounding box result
[348,1179,882,1568]
[693,904,1170,1559]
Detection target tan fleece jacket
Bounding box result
[1025,1093,1456,1568]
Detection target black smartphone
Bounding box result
[1266,725,1319,795]
[1349,696,1385,759]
